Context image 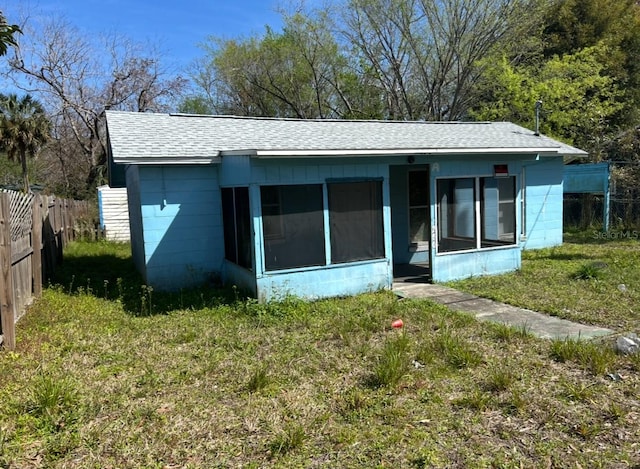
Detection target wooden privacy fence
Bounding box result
[0,190,92,350]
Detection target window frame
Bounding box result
[221,186,252,270]
[407,168,430,251]
[258,178,386,272]
[436,174,518,255]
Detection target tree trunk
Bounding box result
[20,149,29,193]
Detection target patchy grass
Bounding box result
[448,233,640,330]
[0,240,639,467]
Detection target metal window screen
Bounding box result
[261,184,325,271]
[221,187,252,269]
[328,181,384,263]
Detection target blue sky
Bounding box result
[3,0,293,70]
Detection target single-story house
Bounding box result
[105,111,587,301]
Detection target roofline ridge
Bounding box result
[167,112,500,125]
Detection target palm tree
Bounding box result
[0,93,51,192]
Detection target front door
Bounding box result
[390,165,431,280]
[408,168,430,255]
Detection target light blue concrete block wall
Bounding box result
[220,156,393,301]
[128,153,565,296]
[136,165,224,290]
[522,157,564,250]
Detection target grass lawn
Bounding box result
[448,231,640,331]
[1,238,639,468]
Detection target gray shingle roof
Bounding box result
[105,110,587,164]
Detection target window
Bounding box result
[328,180,384,263]
[481,177,516,247]
[261,184,325,271]
[437,176,516,253]
[437,178,477,252]
[221,187,252,269]
[259,180,385,271]
[408,169,429,248]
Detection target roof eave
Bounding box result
[249,147,587,159]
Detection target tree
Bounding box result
[189,0,538,121]
[0,93,50,192]
[5,15,187,195]
[0,11,21,56]
[541,0,640,128]
[189,13,352,118]
[337,0,538,120]
[470,44,623,155]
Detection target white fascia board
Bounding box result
[250,147,583,158]
[113,156,221,165]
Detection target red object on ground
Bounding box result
[391,319,404,329]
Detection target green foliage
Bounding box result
[24,372,80,432]
[0,11,21,56]
[247,365,270,393]
[0,93,51,192]
[471,43,623,151]
[485,364,518,393]
[542,0,637,57]
[431,330,483,370]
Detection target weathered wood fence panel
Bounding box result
[0,191,92,350]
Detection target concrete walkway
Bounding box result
[393,282,613,340]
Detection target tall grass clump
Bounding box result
[550,337,615,375]
[24,372,80,432]
[268,422,307,457]
[247,365,270,393]
[572,262,607,280]
[431,330,482,369]
[369,333,411,388]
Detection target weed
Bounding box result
[503,388,528,415]
[485,365,517,393]
[572,262,607,280]
[550,337,581,362]
[570,419,602,440]
[24,372,79,432]
[579,342,615,375]
[337,386,370,417]
[247,365,270,393]
[453,388,492,411]
[559,379,595,403]
[139,285,154,316]
[368,333,411,388]
[491,322,531,342]
[268,422,306,457]
[432,330,483,369]
[604,401,626,421]
[551,338,615,375]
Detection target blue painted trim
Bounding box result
[325,176,384,183]
[97,188,105,229]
